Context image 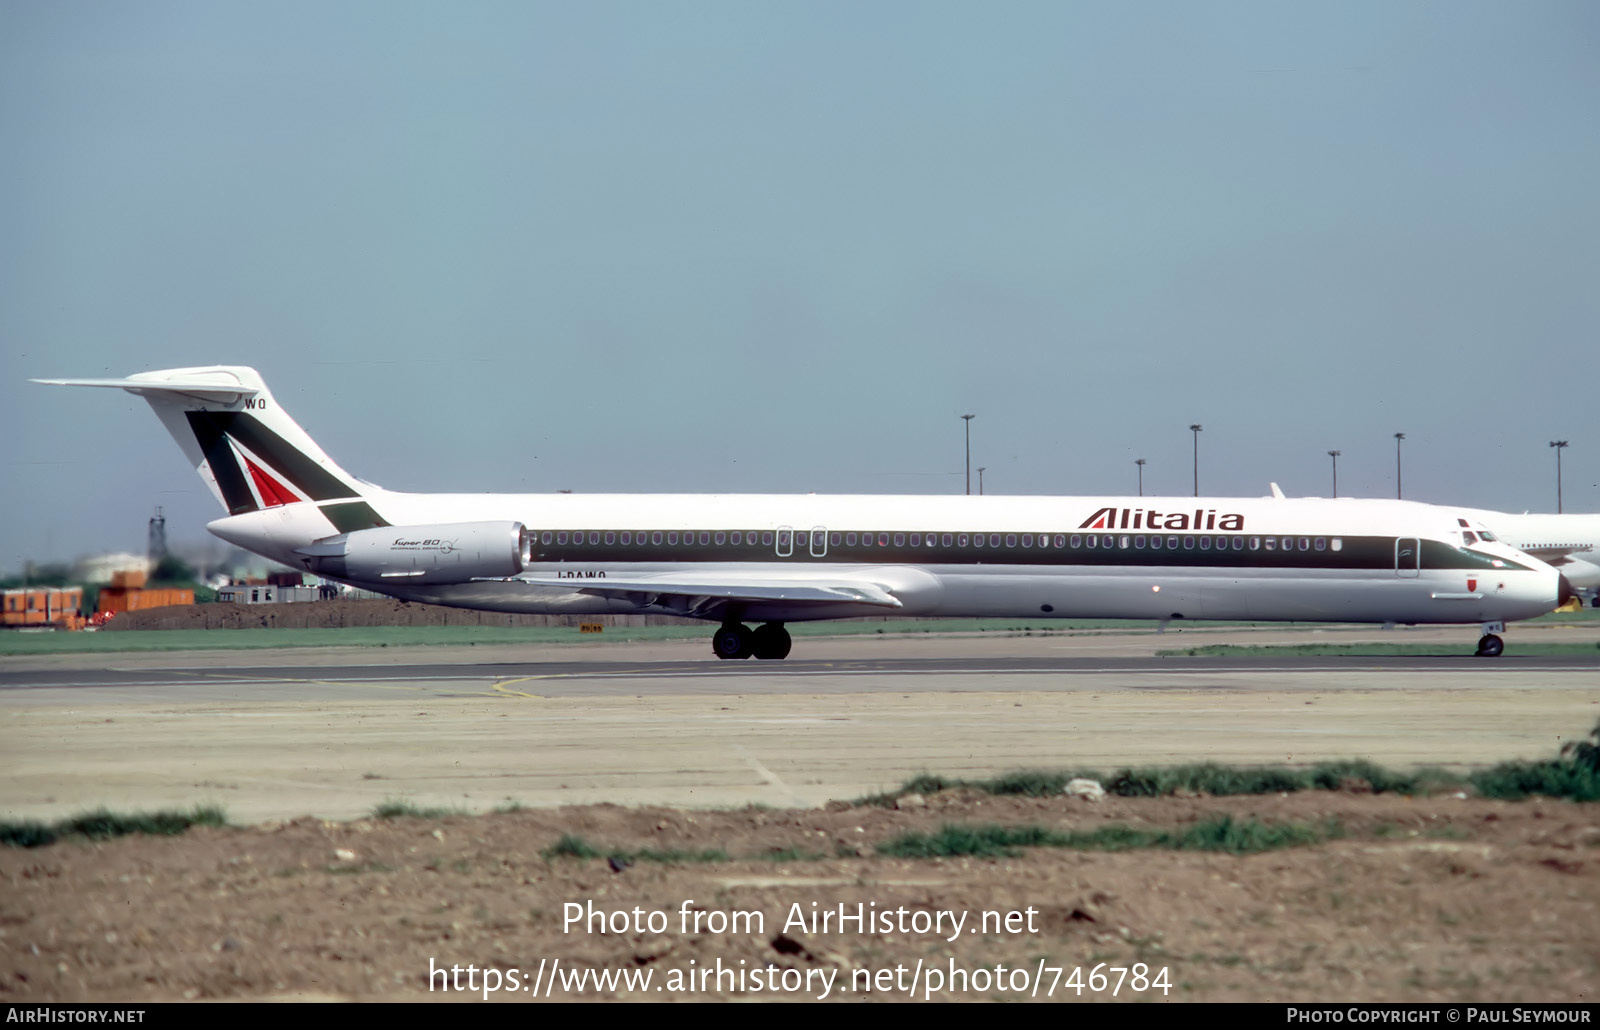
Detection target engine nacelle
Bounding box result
[298,521,530,585]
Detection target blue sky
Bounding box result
[4,1,1597,570]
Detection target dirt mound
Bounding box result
[4,791,1597,1002]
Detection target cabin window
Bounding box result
[1199,536,1211,550]
[1280,537,1293,551]
[1249,536,1260,550]
[957,534,969,547]
[1299,537,1310,551]
[652,532,663,545]
[1005,534,1017,548]
[729,531,741,545]
[892,533,904,546]
[907,533,919,546]
[876,533,888,547]
[1331,538,1343,551]
[974,534,986,548]
[777,531,791,548]
[1070,535,1082,548]
[989,534,1002,548]
[604,532,615,545]
[667,532,679,545]
[1134,535,1146,549]
[1119,535,1130,549]
[1018,534,1030,548]
[1165,535,1178,549]
[1264,537,1276,551]
[1086,535,1097,549]
[1183,536,1195,549]
[1054,534,1066,548]
[556,532,568,545]
[845,532,857,546]
[943,534,954,546]
[541,531,553,545]
[1314,537,1326,551]
[762,532,774,546]
[619,532,630,545]
[714,532,725,545]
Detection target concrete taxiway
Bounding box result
[2,625,1596,822]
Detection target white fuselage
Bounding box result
[207,491,1565,627]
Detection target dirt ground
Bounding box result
[3,789,1597,1003]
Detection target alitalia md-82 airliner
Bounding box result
[36,366,1574,659]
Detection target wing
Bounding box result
[518,570,914,620]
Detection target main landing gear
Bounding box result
[712,622,791,660]
[1475,620,1505,657]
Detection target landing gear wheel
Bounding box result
[751,623,792,660]
[1475,633,1504,657]
[712,623,754,660]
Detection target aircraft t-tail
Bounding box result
[35,366,1575,658]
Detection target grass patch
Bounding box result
[540,833,728,864]
[762,846,829,862]
[371,799,463,820]
[877,817,1342,858]
[1471,719,1600,802]
[866,721,1600,806]
[1,805,229,848]
[1158,642,1600,657]
[861,762,1468,806]
[1,616,1386,655]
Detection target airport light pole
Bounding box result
[1189,425,1203,497]
[1551,440,1569,513]
[1328,450,1340,499]
[962,414,975,495]
[1135,458,1146,497]
[1394,432,1405,499]
[978,467,986,495]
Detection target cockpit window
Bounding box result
[1478,530,1497,542]
[1462,531,1478,544]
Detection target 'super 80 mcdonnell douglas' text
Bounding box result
[35,366,1577,659]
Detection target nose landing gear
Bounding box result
[1475,620,1505,657]
[712,621,791,660]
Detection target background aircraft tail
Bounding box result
[34,366,379,517]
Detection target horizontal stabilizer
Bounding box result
[32,373,261,399]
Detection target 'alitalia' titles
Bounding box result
[1079,507,1245,532]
